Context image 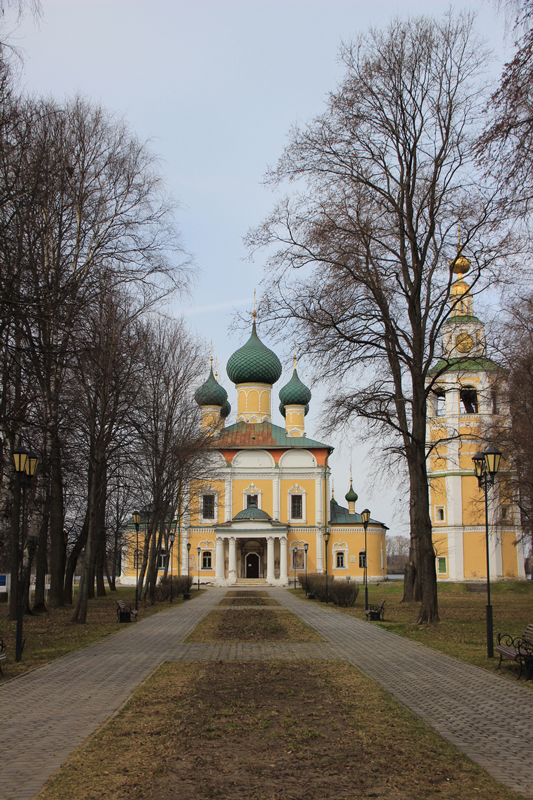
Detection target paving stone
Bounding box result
[1,586,533,799]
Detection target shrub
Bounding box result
[156,575,192,600]
[299,573,359,606]
[329,580,359,607]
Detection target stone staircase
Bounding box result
[233,578,268,587]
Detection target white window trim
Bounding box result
[333,540,349,570]
[243,482,262,510]
[198,540,215,570]
[435,506,445,523]
[288,484,307,524]
[199,485,218,524]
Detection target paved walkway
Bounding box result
[1,587,532,799]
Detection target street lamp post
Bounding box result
[472,446,502,659]
[197,546,201,591]
[13,446,38,663]
[361,509,371,613]
[324,530,330,603]
[304,543,309,597]
[184,542,191,599]
[132,511,140,613]
[169,526,175,603]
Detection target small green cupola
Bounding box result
[345,480,358,514]
[279,362,311,437]
[194,368,228,408]
[279,368,312,408]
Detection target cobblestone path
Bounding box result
[1,587,532,799]
[274,589,533,799]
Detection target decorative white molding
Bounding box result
[287,483,306,524]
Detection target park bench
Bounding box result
[365,599,385,621]
[116,599,136,623]
[0,638,6,676]
[495,623,533,680]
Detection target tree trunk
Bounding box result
[22,535,37,614]
[63,513,88,605]
[33,510,49,613]
[9,478,20,622]
[47,432,66,608]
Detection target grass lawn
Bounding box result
[0,586,191,680]
[294,579,533,683]
[185,605,323,643]
[38,659,524,800]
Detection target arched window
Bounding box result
[460,386,478,414]
[432,388,446,417]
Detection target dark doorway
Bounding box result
[246,553,260,578]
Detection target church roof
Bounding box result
[233,503,272,521]
[226,322,282,386]
[329,500,386,528]
[428,356,502,376]
[442,314,481,326]
[215,421,333,452]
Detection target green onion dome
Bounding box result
[233,500,272,521]
[345,482,358,504]
[279,402,309,418]
[226,322,282,386]
[279,368,312,407]
[194,369,228,407]
[220,399,231,419]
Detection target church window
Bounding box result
[133,549,142,569]
[436,507,445,522]
[433,388,446,417]
[247,494,258,508]
[438,557,447,574]
[202,551,212,569]
[460,386,478,414]
[203,494,215,519]
[491,390,500,415]
[336,552,345,568]
[158,550,168,570]
[501,505,510,521]
[291,494,303,519]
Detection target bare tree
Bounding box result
[249,14,509,622]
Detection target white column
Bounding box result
[225,474,232,522]
[316,474,323,526]
[181,528,189,576]
[228,536,237,582]
[215,536,225,582]
[267,536,275,583]
[273,473,280,520]
[316,529,324,573]
[279,536,288,585]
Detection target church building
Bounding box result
[427,251,526,581]
[122,315,388,587]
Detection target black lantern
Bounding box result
[361,508,371,612]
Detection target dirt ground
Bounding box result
[185,608,322,643]
[217,597,281,606]
[39,659,523,800]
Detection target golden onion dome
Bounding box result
[450,253,471,277]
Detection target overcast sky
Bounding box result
[3,0,513,534]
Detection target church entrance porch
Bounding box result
[214,532,289,586]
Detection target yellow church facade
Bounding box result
[427,253,526,582]
[122,319,387,587]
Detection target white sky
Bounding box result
[3,0,513,534]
